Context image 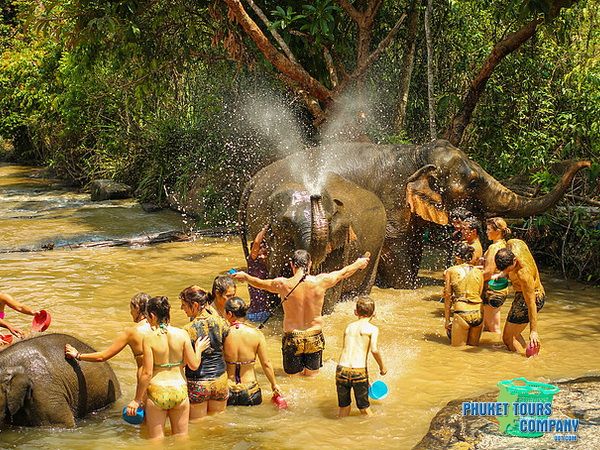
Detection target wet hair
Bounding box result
[179,285,210,307]
[486,217,511,238]
[449,207,474,223]
[356,296,375,318]
[291,249,311,272]
[210,275,236,302]
[495,248,516,270]
[130,292,150,315]
[146,296,170,325]
[454,242,475,262]
[224,297,248,318]
[462,216,481,232]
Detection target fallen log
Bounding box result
[0,227,238,253]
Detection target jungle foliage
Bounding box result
[0,0,598,281]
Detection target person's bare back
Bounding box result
[338,319,377,368]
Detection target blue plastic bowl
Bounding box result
[368,380,389,400]
[122,406,144,425]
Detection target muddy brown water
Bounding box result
[1,164,599,449]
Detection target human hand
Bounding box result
[9,326,24,339]
[529,331,540,349]
[126,400,140,416]
[357,252,371,269]
[232,271,248,282]
[272,384,282,395]
[65,344,79,359]
[195,335,211,353]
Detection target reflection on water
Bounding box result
[1,164,599,449]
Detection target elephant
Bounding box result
[240,171,387,313]
[239,139,590,289]
[0,333,121,427]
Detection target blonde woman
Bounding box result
[482,218,511,333]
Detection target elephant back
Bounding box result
[0,333,121,422]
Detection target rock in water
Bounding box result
[89,179,132,201]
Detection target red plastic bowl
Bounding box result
[32,310,51,332]
[0,333,13,344]
[526,343,540,357]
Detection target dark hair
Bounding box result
[455,242,475,262]
[210,276,236,302]
[146,296,170,325]
[356,296,375,317]
[224,297,248,318]
[291,249,311,272]
[130,292,150,315]
[463,216,481,232]
[486,217,511,238]
[449,207,474,222]
[495,248,516,270]
[179,285,210,307]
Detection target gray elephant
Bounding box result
[240,139,590,288]
[0,333,121,427]
[241,172,386,312]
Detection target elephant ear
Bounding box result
[5,368,33,416]
[406,165,449,225]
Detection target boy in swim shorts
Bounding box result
[336,296,386,417]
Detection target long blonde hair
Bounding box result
[486,217,511,239]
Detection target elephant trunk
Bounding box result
[310,194,329,268]
[479,161,590,218]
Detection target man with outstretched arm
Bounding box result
[233,249,370,376]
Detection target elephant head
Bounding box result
[0,367,33,424]
[406,140,591,224]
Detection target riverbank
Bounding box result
[414,375,600,450]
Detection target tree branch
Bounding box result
[336,0,362,23]
[223,0,332,103]
[244,0,297,63]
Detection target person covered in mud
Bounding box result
[209,275,237,318]
[223,297,281,406]
[65,292,152,400]
[233,249,371,376]
[461,217,483,264]
[180,285,229,420]
[444,243,484,347]
[245,225,273,323]
[446,207,476,266]
[481,218,511,333]
[495,241,545,354]
[0,291,41,338]
[336,296,386,418]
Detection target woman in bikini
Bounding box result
[223,297,281,406]
[127,296,209,440]
[0,291,40,338]
[65,293,152,395]
[481,217,511,333]
[444,243,484,347]
[180,285,229,420]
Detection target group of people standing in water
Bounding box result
[443,209,545,354]
[0,209,546,440]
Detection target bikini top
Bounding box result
[225,359,255,366]
[0,311,5,319]
[154,360,184,369]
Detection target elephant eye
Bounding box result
[468,178,480,189]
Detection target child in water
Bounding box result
[336,296,386,418]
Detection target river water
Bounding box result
[0,164,598,449]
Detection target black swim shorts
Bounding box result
[507,291,545,324]
[482,288,508,308]
[335,365,370,410]
[227,380,262,406]
[281,329,325,374]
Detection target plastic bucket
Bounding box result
[496,377,559,438]
[488,278,509,290]
[368,380,389,400]
[32,310,51,332]
[122,406,144,425]
[0,334,13,345]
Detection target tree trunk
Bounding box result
[424,0,437,140]
[444,18,542,146]
[394,0,420,132]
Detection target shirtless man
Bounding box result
[495,240,545,354]
[336,296,386,417]
[233,249,370,376]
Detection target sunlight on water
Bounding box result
[1,165,598,449]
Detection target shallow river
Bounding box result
[0,164,599,449]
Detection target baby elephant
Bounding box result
[0,333,121,427]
